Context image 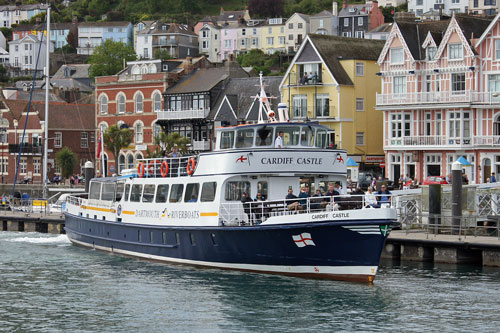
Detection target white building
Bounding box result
[408,0,468,17]
[9,34,54,71]
[468,0,498,15]
[199,23,221,63]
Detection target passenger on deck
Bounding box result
[286,188,299,211]
[275,131,284,148]
[351,186,365,209]
[168,145,182,158]
[322,184,339,208]
[311,189,323,211]
[254,193,265,222]
[298,186,310,211]
[364,186,378,208]
[377,185,391,206]
[169,145,182,176]
[188,195,197,202]
[241,192,253,220]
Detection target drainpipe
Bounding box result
[337,85,342,149]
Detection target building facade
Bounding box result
[375,14,500,184]
[77,21,133,55]
[408,0,469,17]
[9,35,54,73]
[280,34,386,171]
[199,23,221,63]
[338,0,384,39]
[285,13,310,53]
[261,18,286,54]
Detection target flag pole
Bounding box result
[100,130,105,177]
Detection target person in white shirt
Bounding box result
[275,131,284,148]
[364,186,378,208]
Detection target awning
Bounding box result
[346,157,359,167]
[456,156,472,166]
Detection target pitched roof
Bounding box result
[210,76,282,121]
[165,66,249,95]
[53,64,91,79]
[30,101,95,130]
[307,34,385,85]
[313,10,333,18]
[137,21,196,36]
[339,4,372,17]
[367,23,393,34]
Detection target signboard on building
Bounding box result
[365,155,385,163]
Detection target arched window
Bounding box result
[141,66,148,74]
[135,93,143,113]
[153,122,161,141]
[135,123,143,143]
[153,92,162,112]
[127,154,134,169]
[494,114,500,136]
[99,95,108,114]
[117,94,125,114]
[149,65,157,73]
[132,65,140,75]
[119,154,125,174]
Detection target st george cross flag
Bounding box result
[292,233,315,247]
[97,131,103,158]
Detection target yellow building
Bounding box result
[261,18,286,54]
[280,34,385,170]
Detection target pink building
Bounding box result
[220,23,238,60]
[376,14,500,185]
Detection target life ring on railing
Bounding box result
[137,162,145,178]
[160,161,169,177]
[187,158,196,175]
[147,161,155,176]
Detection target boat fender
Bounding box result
[161,161,169,177]
[187,158,196,175]
[137,162,145,178]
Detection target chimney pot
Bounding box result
[343,0,347,9]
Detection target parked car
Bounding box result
[423,176,448,185]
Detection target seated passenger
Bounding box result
[298,187,310,211]
[377,185,392,206]
[310,189,323,211]
[286,188,299,211]
[188,195,197,202]
[322,184,339,208]
[241,192,253,218]
[351,186,365,209]
[364,186,378,208]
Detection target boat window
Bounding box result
[235,128,254,148]
[102,183,115,201]
[142,184,155,203]
[169,184,184,203]
[184,183,200,202]
[301,127,315,147]
[155,184,169,203]
[116,182,124,201]
[256,126,273,146]
[130,184,143,202]
[201,182,217,202]
[220,131,235,149]
[276,126,300,146]
[257,181,268,199]
[316,129,328,148]
[225,181,251,201]
[124,184,131,201]
[89,182,101,200]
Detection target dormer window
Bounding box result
[162,25,167,31]
[448,44,463,60]
[427,46,437,60]
[390,48,404,64]
[64,67,71,77]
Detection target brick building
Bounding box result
[0,99,94,184]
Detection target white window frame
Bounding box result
[54,132,62,148]
[117,93,126,114]
[451,73,466,95]
[292,94,307,118]
[135,92,144,113]
[99,94,108,114]
[448,111,471,140]
[356,62,364,76]
[33,158,41,174]
[153,92,162,112]
[448,44,463,60]
[135,123,143,144]
[81,132,88,148]
[356,132,365,145]
[393,76,406,95]
[358,17,363,26]
[390,48,404,64]
[390,113,412,138]
[495,40,500,60]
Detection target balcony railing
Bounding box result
[192,140,210,151]
[385,136,473,147]
[157,108,210,120]
[473,136,500,146]
[376,91,472,106]
[284,72,323,86]
[9,144,43,155]
[471,92,500,105]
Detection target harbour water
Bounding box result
[1,231,499,332]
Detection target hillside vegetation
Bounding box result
[8,0,347,24]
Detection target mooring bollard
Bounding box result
[452,161,462,235]
[429,184,441,234]
[84,161,94,194]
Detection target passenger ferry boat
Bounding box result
[64,80,396,283]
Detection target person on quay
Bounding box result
[491,172,497,183]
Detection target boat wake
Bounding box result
[2,233,70,245]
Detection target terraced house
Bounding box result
[280,34,385,172]
[376,14,500,184]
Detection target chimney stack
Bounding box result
[343,0,347,9]
[332,1,338,16]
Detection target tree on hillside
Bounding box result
[88,40,137,77]
[103,124,133,173]
[237,49,280,75]
[249,0,284,18]
[56,147,78,179]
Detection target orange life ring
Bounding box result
[160,161,169,177]
[147,161,155,176]
[187,158,196,175]
[137,162,145,178]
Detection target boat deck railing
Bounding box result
[220,194,394,226]
[136,156,197,178]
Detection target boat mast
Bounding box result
[42,3,50,199]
